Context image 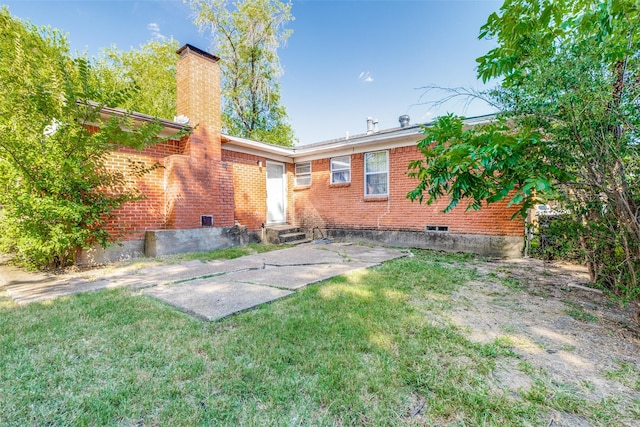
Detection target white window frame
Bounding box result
[364,150,389,196]
[295,161,311,186]
[330,155,351,184]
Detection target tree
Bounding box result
[0,9,183,268]
[408,0,640,308]
[93,38,180,119]
[189,0,296,146]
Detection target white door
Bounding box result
[266,162,286,224]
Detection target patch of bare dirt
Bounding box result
[451,257,640,426]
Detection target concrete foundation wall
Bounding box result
[77,240,146,266]
[78,226,258,265]
[145,226,252,257]
[324,228,523,258]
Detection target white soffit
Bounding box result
[293,133,423,162]
[221,134,295,163]
[222,144,294,164]
[221,129,425,163]
[220,114,495,163]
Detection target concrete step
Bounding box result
[264,224,306,244]
[279,232,307,243]
[266,224,299,234]
[289,238,312,245]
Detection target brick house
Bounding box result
[80,44,523,264]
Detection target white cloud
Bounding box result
[147,22,165,40]
[358,71,374,83]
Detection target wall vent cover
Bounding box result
[425,225,449,232]
[201,215,213,227]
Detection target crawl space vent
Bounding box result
[425,225,449,232]
[201,215,213,227]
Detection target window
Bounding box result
[295,162,311,186]
[364,151,388,195]
[330,156,351,184]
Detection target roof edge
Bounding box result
[80,100,190,138]
[176,44,220,62]
[98,104,190,131]
[221,113,499,160]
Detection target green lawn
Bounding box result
[0,250,618,426]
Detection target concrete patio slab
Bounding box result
[1,243,408,318]
[322,244,408,263]
[224,262,375,290]
[143,280,292,321]
[4,278,116,305]
[253,244,349,266]
[1,257,267,304]
[110,257,265,287]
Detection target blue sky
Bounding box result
[3,0,502,144]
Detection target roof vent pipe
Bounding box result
[373,119,379,133]
[366,117,374,134]
[399,115,410,128]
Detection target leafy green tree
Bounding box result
[189,0,296,146]
[93,38,180,119]
[408,0,640,307]
[0,9,181,268]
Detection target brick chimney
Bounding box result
[164,44,234,229]
[176,44,222,160]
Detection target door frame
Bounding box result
[266,161,287,225]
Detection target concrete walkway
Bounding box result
[0,243,406,320]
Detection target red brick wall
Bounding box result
[104,140,183,240]
[285,162,295,225]
[222,150,268,231]
[176,49,222,160]
[293,145,524,236]
[162,44,234,231]
[99,43,521,244]
[221,150,296,231]
[103,45,235,242]
[163,156,234,229]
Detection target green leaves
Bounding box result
[0,9,182,268]
[407,114,552,218]
[411,0,640,305]
[92,38,180,118]
[190,0,296,146]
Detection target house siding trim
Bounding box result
[222,144,293,164]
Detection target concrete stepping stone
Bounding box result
[143,279,292,321]
[223,262,375,290]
